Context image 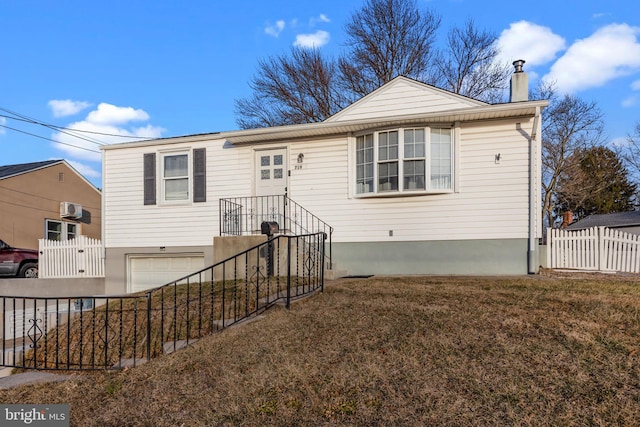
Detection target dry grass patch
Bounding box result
[2,274,640,426]
[20,278,293,369]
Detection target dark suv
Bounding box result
[0,239,39,278]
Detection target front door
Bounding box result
[254,148,288,233]
[255,148,287,197]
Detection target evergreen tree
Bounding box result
[555,146,636,222]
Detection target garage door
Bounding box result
[128,255,205,293]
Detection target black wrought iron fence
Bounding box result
[0,233,326,371]
[220,195,333,268]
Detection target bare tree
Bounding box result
[432,19,511,103]
[616,121,640,182]
[535,83,605,228]
[338,0,441,97]
[235,48,345,129]
[235,0,513,128]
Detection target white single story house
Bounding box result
[101,66,547,293]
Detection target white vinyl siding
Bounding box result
[103,141,228,248]
[104,118,534,249]
[288,119,533,243]
[326,77,484,123]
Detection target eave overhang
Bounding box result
[223,100,548,144]
[102,100,548,150]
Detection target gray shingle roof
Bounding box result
[0,160,63,180]
[566,211,640,230]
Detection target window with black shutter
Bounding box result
[193,148,206,202]
[143,153,156,205]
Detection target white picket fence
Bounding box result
[38,236,105,278]
[547,226,640,273]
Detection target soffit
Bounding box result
[223,101,548,144]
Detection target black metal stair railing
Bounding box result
[219,195,333,269]
[0,233,326,371]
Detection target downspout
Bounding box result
[528,106,541,273]
[101,149,106,261]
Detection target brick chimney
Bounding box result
[509,59,528,102]
[560,211,573,229]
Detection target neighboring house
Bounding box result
[565,211,640,235]
[102,66,548,294]
[0,160,101,250]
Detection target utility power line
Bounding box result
[0,122,102,154]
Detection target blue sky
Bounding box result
[1,0,639,187]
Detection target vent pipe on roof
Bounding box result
[509,59,528,102]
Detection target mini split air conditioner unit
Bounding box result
[60,202,83,219]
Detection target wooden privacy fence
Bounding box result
[38,236,104,278]
[547,226,640,273]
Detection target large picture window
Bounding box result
[355,127,452,195]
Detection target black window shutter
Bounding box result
[193,148,206,203]
[143,153,156,205]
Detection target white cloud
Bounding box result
[48,99,92,118]
[132,124,165,139]
[496,21,566,68]
[265,20,285,37]
[0,117,5,135]
[632,79,640,90]
[543,23,640,93]
[52,103,163,162]
[622,95,639,107]
[294,30,330,48]
[85,103,149,125]
[609,136,629,148]
[310,14,330,26]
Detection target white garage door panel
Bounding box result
[129,255,204,293]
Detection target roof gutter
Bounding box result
[100,100,548,151]
[223,100,549,145]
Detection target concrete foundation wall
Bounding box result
[213,235,267,264]
[213,235,267,281]
[0,278,105,297]
[102,238,535,294]
[538,244,548,269]
[333,239,531,276]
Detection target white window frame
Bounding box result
[160,151,191,204]
[353,126,454,197]
[45,219,80,241]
